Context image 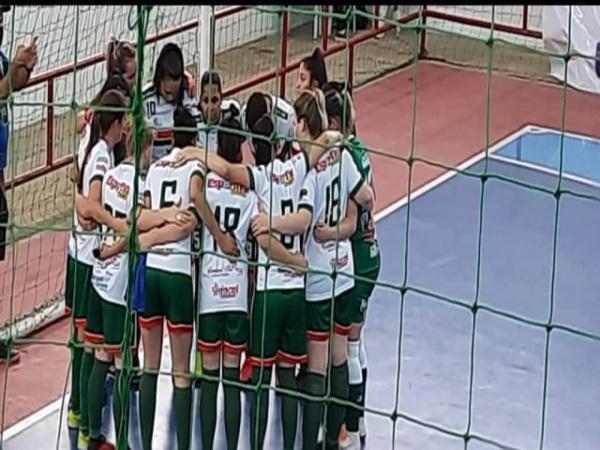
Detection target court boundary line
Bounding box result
[525,124,600,144]
[1,124,534,442]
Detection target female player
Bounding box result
[251,90,375,450]
[138,106,238,450]
[295,47,328,95]
[65,89,128,450]
[142,43,201,162]
[176,113,341,450]
[314,84,381,449]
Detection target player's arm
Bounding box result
[345,150,374,212]
[0,38,38,100]
[177,146,252,189]
[189,172,240,257]
[253,233,307,270]
[313,198,357,243]
[75,193,129,234]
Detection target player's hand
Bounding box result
[175,146,205,167]
[363,218,376,243]
[110,218,130,235]
[250,213,271,237]
[11,36,39,91]
[77,213,97,231]
[322,130,343,147]
[313,221,334,243]
[218,232,240,259]
[94,240,123,261]
[290,251,308,270]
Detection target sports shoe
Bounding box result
[359,416,367,444]
[77,431,90,450]
[339,430,361,450]
[67,409,81,430]
[88,435,116,450]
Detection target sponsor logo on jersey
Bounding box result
[154,159,176,168]
[271,169,295,186]
[207,177,248,196]
[211,282,240,299]
[106,174,131,199]
[315,148,341,172]
[95,163,108,174]
[329,253,349,270]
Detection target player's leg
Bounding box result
[65,256,83,429]
[302,300,331,450]
[138,267,165,450]
[323,291,353,450]
[78,264,97,449]
[222,312,248,450]
[248,290,279,450]
[197,313,224,450]
[358,327,368,443]
[277,289,308,450]
[165,272,194,450]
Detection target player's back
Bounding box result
[144,147,203,275]
[198,170,258,314]
[249,152,309,291]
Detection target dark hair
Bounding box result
[245,92,268,132]
[217,117,244,164]
[324,86,353,134]
[0,6,11,13]
[91,74,132,106]
[106,38,135,79]
[251,115,274,166]
[153,43,188,104]
[293,89,327,139]
[323,80,353,98]
[301,47,328,89]
[78,90,127,192]
[173,106,197,149]
[200,70,223,96]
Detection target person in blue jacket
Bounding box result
[0,5,39,365]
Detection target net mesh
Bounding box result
[0,4,598,450]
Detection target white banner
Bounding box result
[542,5,600,94]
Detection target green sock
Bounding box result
[277,366,298,450]
[325,362,349,447]
[200,369,219,450]
[174,385,192,450]
[69,343,83,412]
[223,367,241,450]
[302,372,325,450]
[249,366,271,450]
[139,372,158,450]
[87,358,110,439]
[113,369,127,442]
[79,350,94,433]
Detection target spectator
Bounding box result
[0,5,39,365]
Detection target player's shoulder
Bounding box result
[142,82,157,100]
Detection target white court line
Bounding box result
[489,154,600,190]
[0,123,535,442]
[525,124,600,145]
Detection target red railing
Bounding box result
[6,5,542,191]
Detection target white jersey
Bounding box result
[248,152,310,291]
[241,94,296,143]
[144,147,204,276]
[142,83,202,162]
[68,139,114,266]
[298,147,365,302]
[198,171,258,314]
[197,98,242,151]
[91,162,144,305]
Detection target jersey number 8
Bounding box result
[213,205,241,253]
[324,176,340,228]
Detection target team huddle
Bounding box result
[66,40,381,450]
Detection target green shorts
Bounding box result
[84,288,131,353]
[249,289,307,366]
[140,267,194,333]
[349,263,381,323]
[197,311,248,354]
[65,255,93,329]
[305,289,353,341]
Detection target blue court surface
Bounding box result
[4,125,600,449]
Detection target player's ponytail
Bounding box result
[324,84,354,135]
[293,89,328,140]
[78,90,127,192]
[301,47,328,90]
[251,115,275,166]
[173,106,197,149]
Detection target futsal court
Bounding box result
[3,57,600,449]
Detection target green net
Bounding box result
[0,4,599,450]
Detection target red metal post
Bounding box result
[522,5,529,31]
[279,10,289,99]
[46,79,54,168]
[321,5,329,52]
[374,5,380,32]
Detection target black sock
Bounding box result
[359,368,367,419]
[302,372,325,450]
[345,383,362,432]
[250,366,272,450]
[174,385,192,450]
[139,372,158,450]
[277,366,299,450]
[223,367,241,450]
[200,369,219,450]
[325,362,349,447]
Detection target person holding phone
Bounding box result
[0,5,39,365]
